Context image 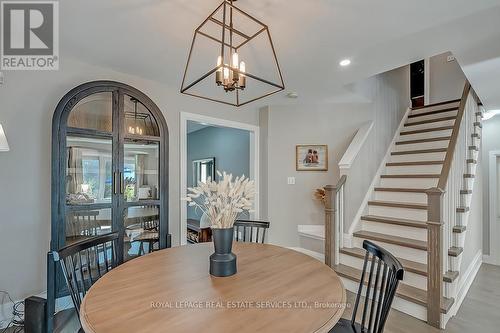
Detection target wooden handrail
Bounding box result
[324,175,347,267]
[437,81,471,190]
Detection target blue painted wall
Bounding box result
[187,124,250,220]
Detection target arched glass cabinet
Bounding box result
[47,81,169,328]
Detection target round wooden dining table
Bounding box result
[80,242,346,333]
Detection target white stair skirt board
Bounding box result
[298,225,325,254]
[347,108,412,237]
[449,251,482,317]
[340,276,428,323]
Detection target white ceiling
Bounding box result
[60,0,500,109]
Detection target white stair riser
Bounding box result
[399,129,452,141]
[403,119,455,132]
[360,220,427,241]
[374,191,427,203]
[393,140,449,152]
[389,152,446,163]
[379,177,437,188]
[410,102,460,115]
[408,110,458,122]
[339,277,428,323]
[353,237,427,264]
[385,164,443,175]
[298,235,324,254]
[368,205,427,221]
[339,253,427,290]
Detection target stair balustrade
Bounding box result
[426,81,482,328]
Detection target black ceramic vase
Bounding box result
[210,227,237,277]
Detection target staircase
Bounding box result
[296,82,483,329]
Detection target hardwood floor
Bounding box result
[342,264,500,332]
[4,264,500,332]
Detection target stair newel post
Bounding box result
[324,185,336,267]
[426,187,445,328]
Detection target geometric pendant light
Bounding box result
[180,0,285,107]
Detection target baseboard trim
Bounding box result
[449,250,482,318]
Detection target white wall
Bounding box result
[261,103,370,247]
[342,66,410,230]
[481,115,500,256]
[429,52,467,104]
[0,57,259,304]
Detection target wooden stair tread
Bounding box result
[367,200,428,210]
[463,174,475,178]
[353,230,427,250]
[374,187,427,193]
[411,99,460,110]
[460,190,472,194]
[391,148,447,155]
[340,247,459,282]
[333,263,454,313]
[453,225,466,233]
[404,116,456,127]
[444,271,460,283]
[408,107,458,119]
[400,126,453,136]
[469,146,479,151]
[361,215,427,229]
[386,161,444,166]
[474,122,482,128]
[381,174,440,179]
[466,159,477,164]
[457,206,470,213]
[448,247,463,257]
[396,136,451,145]
[472,133,481,139]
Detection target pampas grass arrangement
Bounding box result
[185,171,255,229]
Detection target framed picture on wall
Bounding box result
[296,145,328,171]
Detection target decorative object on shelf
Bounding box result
[180,0,284,107]
[296,144,328,171]
[0,123,10,152]
[185,171,255,276]
[128,97,143,135]
[314,187,326,206]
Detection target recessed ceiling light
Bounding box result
[339,59,351,67]
[286,92,299,98]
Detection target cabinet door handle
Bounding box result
[120,172,124,194]
[113,172,118,194]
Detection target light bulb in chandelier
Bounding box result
[216,56,223,85]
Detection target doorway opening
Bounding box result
[180,113,259,245]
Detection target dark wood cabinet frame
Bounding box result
[47,81,170,331]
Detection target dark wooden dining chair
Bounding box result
[330,240,404,333]
[234,220,270,244]
[51,232,119,330]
